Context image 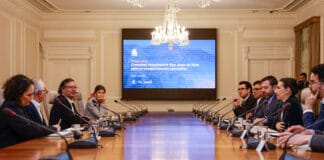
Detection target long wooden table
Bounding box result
[0,112,322,160]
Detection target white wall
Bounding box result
[1,0,324,112]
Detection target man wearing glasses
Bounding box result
[24,79,60,131]
[232,81,256,119]
[278,64,324,152]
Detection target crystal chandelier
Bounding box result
[126,0,144,8]
[125,0,220,50]
[125,0,220,9]
[151,0,188,50]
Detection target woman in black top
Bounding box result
[0,74,52,148]
[273,77,303,131]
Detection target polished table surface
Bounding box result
[0,112,322,160]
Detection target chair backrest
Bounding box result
[74,91,85,116]
[43,90,59,119]
[0,89,4,106]
[300,87,311,104]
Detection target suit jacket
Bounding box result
[0,101,52,148]
[271,96,303,130]
[252,97,267,121]
[84,97,107,120]
[24,102,46,125]
[303,103,324,130]
[310,134,324,152]
[233,94,256,119]
[254,94,282,126]
[49,95,85,130]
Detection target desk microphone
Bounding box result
[92,100,124,130]
[244,102,291,150]
[229,100,268,136]
[2,108,73,160]
[114,100,137,121]
[56,98,99,148]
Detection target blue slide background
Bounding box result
[123,40,216,89]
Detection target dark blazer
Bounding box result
[252,97,268,121]
[303,103,324,130]
[271,96,303,130]
[254,94,282,126]
[24,102,46,125]
[233,94,256,119]
[0,101,52,148]
[310,134,324,152]
[49,95,85,130]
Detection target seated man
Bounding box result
[232,81,256,119]
[49,78,94,130]
[24,79,60,131]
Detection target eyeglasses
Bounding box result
[237,88,247,91]
[253,88,262,91]
[64,86,78,89]
[41,89,48,94]
[308,80,321,86]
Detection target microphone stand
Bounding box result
[99,103,126,130]
[212,100,233,125]
[230,100,268,136]
[242,103,291,151]
[114,100,137,121]
[56,98,100,148]
[2,108,73,160]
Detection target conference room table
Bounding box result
[0,112,322,160]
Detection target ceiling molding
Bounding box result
[24,0,312,14]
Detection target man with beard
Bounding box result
[253,75,282,126]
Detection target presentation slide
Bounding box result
[123,40,216,89]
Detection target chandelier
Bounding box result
[151,0,188,50]
[125,0,220,50]
[126,0,220,8]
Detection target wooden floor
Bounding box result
[0,112,322,160]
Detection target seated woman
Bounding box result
[273,77,303,131]
[84,85,108,120]
[0,74,52,148]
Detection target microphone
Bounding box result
[212,100,233,125]
[229,100,268,136]
[243,102,292,150]
[2,108,73,160]
[92,100,124,130]
[238,99,268,120]
[114,100,137,121]
[55,98,99,148]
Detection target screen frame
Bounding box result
[121,28,217,100]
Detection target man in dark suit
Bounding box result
[24,79,60,131]
[297,72,310,91]
[251,80,267,121]
[232,81,256,119]
[253,75,282,126]
[49,78,94,130]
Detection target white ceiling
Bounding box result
[26,0,310,12]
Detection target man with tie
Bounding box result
[232,81,256,119]
[49,78,94,130]
[253,75,282,126]
[24,79,60,131]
